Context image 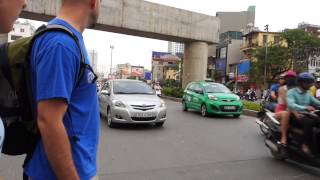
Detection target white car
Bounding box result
[99,79,167,127]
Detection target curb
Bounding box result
[162,96,258,118]
[162,96,182,102]
[242,109,258,117]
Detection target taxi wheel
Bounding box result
[182,101,188,111]
[201,104,208,117]
[233,114,240,118]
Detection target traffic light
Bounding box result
[264,24,269,32]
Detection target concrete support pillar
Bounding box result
[182,42,208,88]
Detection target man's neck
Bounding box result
[298,87,307,93]
[57,8,87,33]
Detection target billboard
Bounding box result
[152,51,181,61]
[237,59,251,82]
[144,71,152,80]
[131,66,144,77]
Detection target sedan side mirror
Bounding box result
[101,90,110,96]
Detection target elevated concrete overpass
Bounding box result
[21,0,220,87]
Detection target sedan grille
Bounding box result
[131,105,156,111]
[131,117,156,121]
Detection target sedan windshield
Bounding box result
[113,81,154,95]
[204,83,231,93]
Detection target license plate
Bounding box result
[132,112,155,117]
[224,106,236,110]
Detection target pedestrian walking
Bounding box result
[23,0,101,179]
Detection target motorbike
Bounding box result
[257,109,320,168]
[256,100,277,136]
[155,88,162,97]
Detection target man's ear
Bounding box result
[89,0,97,9]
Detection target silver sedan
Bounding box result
[99,79,167,128]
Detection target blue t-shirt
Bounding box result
[270,83,280,94]
[24,19,100,180]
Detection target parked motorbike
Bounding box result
[257,110,320,168]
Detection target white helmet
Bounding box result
[0,117,4,157]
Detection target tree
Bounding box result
[250,45,290,86]
[281,29,320,72]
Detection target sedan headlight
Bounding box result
[112,100,126,108]
[208,94,218,101]
[160,100,166,108]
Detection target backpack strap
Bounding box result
[0,43,14,88]
[29,24,86,86]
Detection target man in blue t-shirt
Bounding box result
[24,0,101,180]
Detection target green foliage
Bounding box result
[242,101,261,111]
[250,29,320,85]
[250,45,290,85]
[162,87,184,98]
[281,29,320,72]
[282,29,320,48]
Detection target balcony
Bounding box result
[240,43,259,51]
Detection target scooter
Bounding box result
[155,88,162,97]
[258,110,320,168]
[256,100,276,136]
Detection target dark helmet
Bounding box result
[297,72,315,83]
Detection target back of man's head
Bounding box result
[62,0,90,5]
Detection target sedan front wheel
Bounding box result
[107,108,116,128]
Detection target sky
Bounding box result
[22,0,320,74]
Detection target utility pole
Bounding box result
[263,24,269,88]
[110,45,114,77]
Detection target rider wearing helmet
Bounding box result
[287,72,320,155]
[275,70,297,146]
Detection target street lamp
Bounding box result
[110,45,114,77]
[263,24,269,87]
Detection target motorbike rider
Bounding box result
[266,75,286,111]
[275,71,297,146]
[287,72,320,156]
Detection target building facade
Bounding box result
[298,22,320,73]
[168,42,185,55]
[88,49,98,73]
[241,29,284,60]
[210,6,255,83]
[8,20,36,42]
[298,22,320,37]
[216,6,255,35]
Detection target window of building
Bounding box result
[263,35,268,44]
[20,28,25,33]
[274,36,280,44]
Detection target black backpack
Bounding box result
[0,24,86,159]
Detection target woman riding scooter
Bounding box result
[275,71,297,147]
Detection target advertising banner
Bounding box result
[131,66,144,77]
